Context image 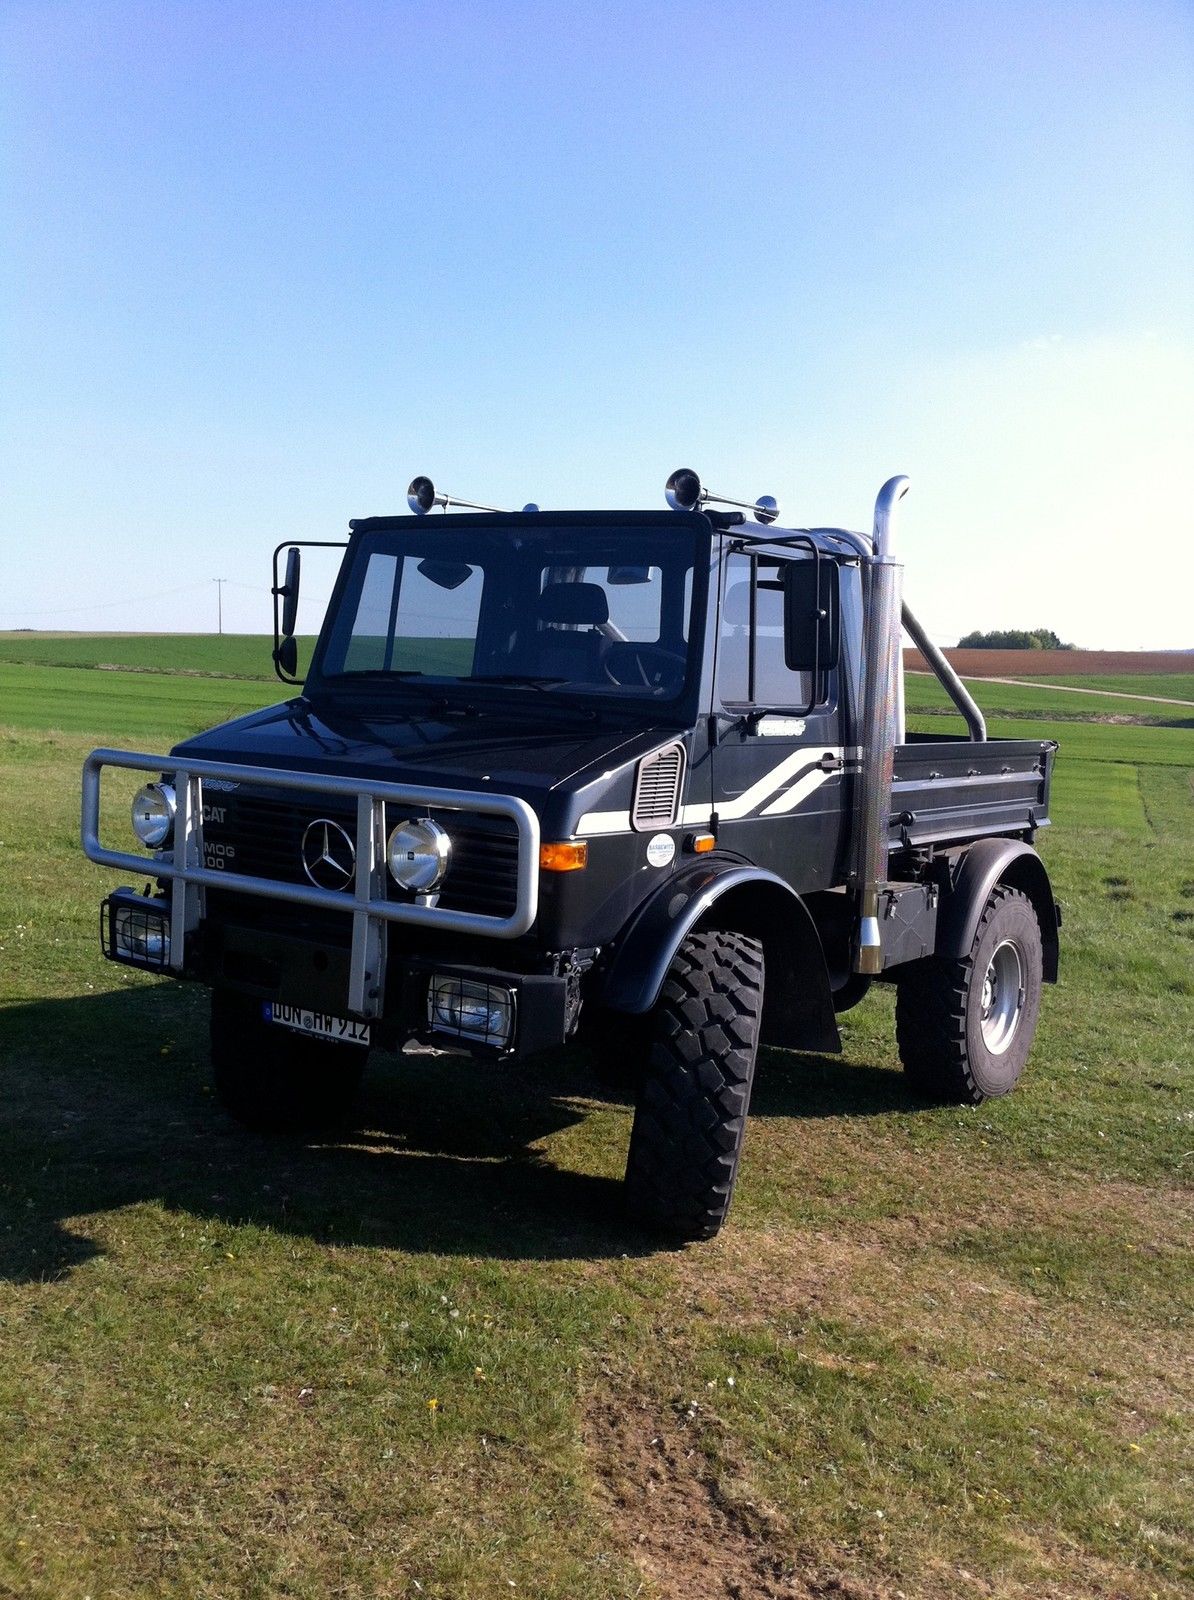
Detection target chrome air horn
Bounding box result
[407,476,504,514]
[664,467,779,525]
[407,476,539,515]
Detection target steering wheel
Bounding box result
[602,642,686,694]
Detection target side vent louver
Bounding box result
[632,742,686,832]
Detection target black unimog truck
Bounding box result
[82,470,1059,1239]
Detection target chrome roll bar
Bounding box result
[901,604,987,742]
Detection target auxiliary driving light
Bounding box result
[426,976,516,1050]
[131,782,176,847]
[387,817,451,892]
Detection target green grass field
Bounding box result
[0,633,526,694]
[1044,673,1194,701]
[904,669,1193,725]
[0,643,1191,1599]
[0,632,297,679]
[2,633,1190,729]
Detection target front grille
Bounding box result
[200,788,520,926]
[632,742,685,830]
[204,887,353,946]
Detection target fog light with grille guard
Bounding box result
[101,890,171,972]
[426,976,516,1050]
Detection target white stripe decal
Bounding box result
[680,800,715,825]
[713,747,843,821]
[760,767,832,815]
[575,809,632,836]
[579,746,846,835]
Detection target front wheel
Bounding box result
[210,989,368,1133]
[895,885,1043,1104]
[623,930,764,1241]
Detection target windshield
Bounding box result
[315,523,703,704]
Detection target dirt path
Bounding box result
[906,670,1194,708]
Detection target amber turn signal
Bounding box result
[539,840,589,872]
[690,833,716,854]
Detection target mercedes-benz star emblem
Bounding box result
[301,818,356,890]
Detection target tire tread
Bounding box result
[624,931,764,1240]
[895,885,1038,1105]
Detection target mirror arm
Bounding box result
[270,538,349,688]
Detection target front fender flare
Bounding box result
[600,861,841,1054]
[937,838,1059,982]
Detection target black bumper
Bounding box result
[99,895,572,1060]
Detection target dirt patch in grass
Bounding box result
[669,1175,1194,1422]
[584,1388,884,1600]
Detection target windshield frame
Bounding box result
[304,510,713,720]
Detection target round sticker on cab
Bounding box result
[646,833,676,868]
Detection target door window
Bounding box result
[718,552,816,707]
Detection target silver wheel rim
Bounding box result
[979,939,1024,1055]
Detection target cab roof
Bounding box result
[346,508,869,558]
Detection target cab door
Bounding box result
[708,547,848,895]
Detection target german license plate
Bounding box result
[264,1002,371,1046]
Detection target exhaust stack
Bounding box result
[854,475,909,975]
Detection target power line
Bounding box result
[0,582,212,620]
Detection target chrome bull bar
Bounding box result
[81,749,541,1018]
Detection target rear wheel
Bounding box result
[210,989,367,1133]
[623,930,764,1241]
[895,885,1043,1104]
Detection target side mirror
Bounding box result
[783,559,840,673]
[273,634,299,677]
[280,547,301,638]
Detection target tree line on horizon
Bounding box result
[956,628,1075,651]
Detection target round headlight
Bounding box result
[131,782,176,848]
[387,816,450,892]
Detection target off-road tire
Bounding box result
[624,930,764,1241]
[210,989,367,1134]
[895,886,1043,1104]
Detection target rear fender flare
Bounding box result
[937,838,1059,982]
[600,862,841,1054]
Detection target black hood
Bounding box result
[171,697,673,817]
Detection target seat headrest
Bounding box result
[723,583,752,625]
[724,580,785,627]
[539,581,609,626]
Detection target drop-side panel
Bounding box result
[889,737,1055,850]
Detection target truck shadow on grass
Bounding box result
[0,985,919,1283]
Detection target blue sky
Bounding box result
[2,0,1191,646]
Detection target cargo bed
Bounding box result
[888,734,1056,851]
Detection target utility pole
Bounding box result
[213,578,226,636]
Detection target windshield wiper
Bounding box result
[472,674,569,691]
[313,671,477,717]
[322,669,428,680]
